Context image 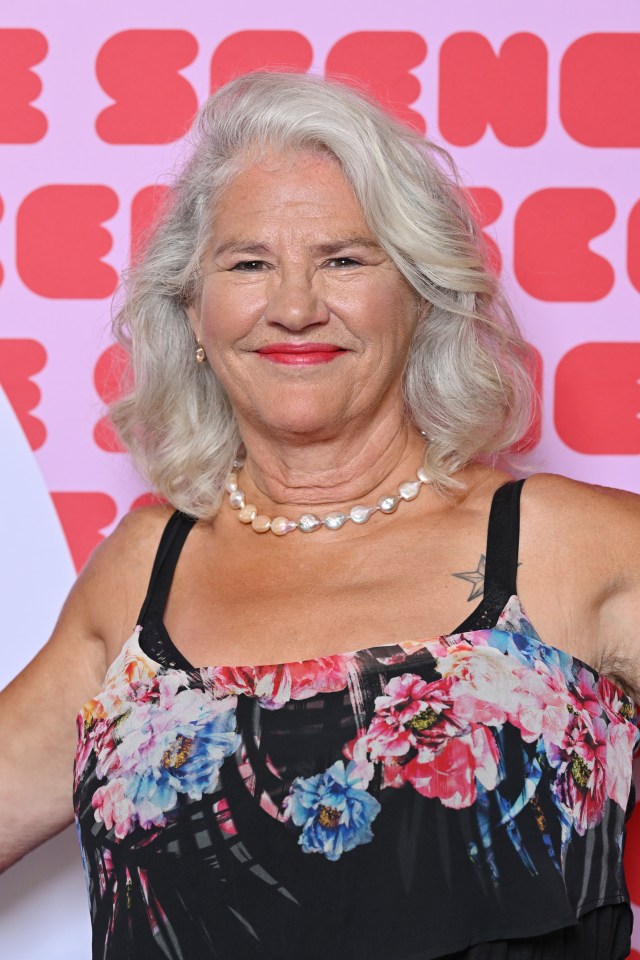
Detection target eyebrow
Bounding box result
[211,237,382,258]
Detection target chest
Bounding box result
[161,519,483,665]
[156,521,599,672]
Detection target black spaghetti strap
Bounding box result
[137,510,197,624]
[483,478,525,598]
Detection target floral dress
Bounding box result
[73,482,640,960]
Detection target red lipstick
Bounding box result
[256,343,346,365]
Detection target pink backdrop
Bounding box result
[0,2,638,956]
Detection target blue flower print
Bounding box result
[283,759,381,861]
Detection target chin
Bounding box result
[257,407,347,441]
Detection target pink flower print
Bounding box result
[209,655,351,709]
[342,733,376,787]
[425,631,492,661]
[403,724,500,808]
[605,720,637,809]
[572,667,604,720]
[434,645,520,727]
[508,660,571,748]
[548,712,608,835]
[365,673,456,762]
[597,675,636,726]
[87,678,239,838]
[92,778,136,840]
[208,665,256,699]
[286,656,351,700]
[96,847,115,897]
[362,673,501,808]
[212,797,238,837]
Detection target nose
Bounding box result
[263,268,330,331]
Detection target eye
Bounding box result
[327,256,360,268]
[230,260,267,272]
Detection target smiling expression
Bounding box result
[188,147,422,441]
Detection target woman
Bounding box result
[1,72,638,959]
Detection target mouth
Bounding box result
[255,343,347,365]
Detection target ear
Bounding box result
[186,302,201,340]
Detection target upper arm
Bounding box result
[521,474,640,701]
[0,504,173,871]
[589,485,640,702]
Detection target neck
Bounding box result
[235,414,427,517]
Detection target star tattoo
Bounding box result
[452,555,486,601]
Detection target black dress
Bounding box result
[74,480,639,958]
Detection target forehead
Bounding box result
[213,145,370,232]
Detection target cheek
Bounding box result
[200,283,264,344]
[356,285,417,349]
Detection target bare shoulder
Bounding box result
[73,503,177,656]
[520,473,640,592]
[522,471,640,511]
[521,473,640,541]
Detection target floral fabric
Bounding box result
[74,595,639,960]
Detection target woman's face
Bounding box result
[189,146,421,442]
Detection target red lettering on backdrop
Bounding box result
[0,29,47,143]
[17,185,118,298]
[467,187,503,274]
[554,343,640,454]
[131,185,173,262]
[560,34,640,147]
[0,339,47,450]
[210,31,313,92]
[628,200,640,294]
[0,194,3,286]
[514,189,615,302]
[439,33,547,147]
[96,31,198,144]
[50,492,117,572]
[325,32,427,132]
[93,344,130,453]
[625,807,640,906]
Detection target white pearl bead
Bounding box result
[378,495,399,513]
[238,504,257,523]
[324,512,348,530]
[229,490,245,509]
[298,513,322,533]
[225,472,238,493]
[271,516,297,536]
[398,479,422,501]
[417,466,430,483]
[251,515,271,533]
[350,504,376,524]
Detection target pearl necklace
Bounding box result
[225,460,431,535]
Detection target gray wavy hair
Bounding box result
[111,71,535,519]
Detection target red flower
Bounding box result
[548,712,608,835]
[362,673,501,808]
[208,655,351,709]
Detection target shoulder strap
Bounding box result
[483,479,525,598]
[137,510,198,624]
